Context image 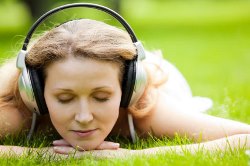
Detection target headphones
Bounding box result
[16,3,147,115]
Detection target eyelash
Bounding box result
[57,97,109,104]
[94,97,109,102]
[57,98,73,104]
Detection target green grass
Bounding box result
[0,133,248,166]
[1,0,250,165]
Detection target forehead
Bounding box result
[46,57,120,76]
[44,57,121,89]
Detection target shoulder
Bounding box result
[132,88,211,138]
[132,89,182,138]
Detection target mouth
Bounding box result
[71,129,98,138]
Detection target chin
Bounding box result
[61,129,111,151]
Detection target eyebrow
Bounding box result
[53,86,114,92]
[91,86,114,92]
[52,88,73,92]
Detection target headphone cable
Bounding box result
[27,112,37,140]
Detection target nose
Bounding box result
[74,99,93,124]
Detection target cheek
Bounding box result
[45,97,73,130]
[97,104,119,123]
[94,95,121,127]
[102,98,120,125]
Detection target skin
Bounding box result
[134,90,250,141]
[1,55,250,157]
[46,55,250,156]
[44,56,122,150]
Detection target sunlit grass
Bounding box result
[0,133,248,165]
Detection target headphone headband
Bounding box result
[17,3,147,115]
[22,3,138,51]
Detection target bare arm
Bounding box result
[1,134,249,158]
[139,134,250,155]
[51,134,250,157]
[0,140,120,157]
[134,90,250,141]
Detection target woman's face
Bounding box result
[44,57,121,150]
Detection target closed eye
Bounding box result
[93,97,109,102]
[57,98,74,104]
[56,94,75,104]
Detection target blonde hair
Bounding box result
[0,59,30,115]
[0,19,167,118]
[128,50,168,118]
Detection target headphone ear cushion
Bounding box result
[28,67,49,114]
[120,60,136,108]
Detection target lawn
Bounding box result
[0,0,250,165]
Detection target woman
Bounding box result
[0,19,249,157]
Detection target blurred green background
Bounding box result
[0,0,250,121]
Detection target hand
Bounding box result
[52,139,120,154]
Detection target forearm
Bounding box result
[136,134,250,155]
[2,134,249,158]
[0,145,30,156]
[166,111,250,141]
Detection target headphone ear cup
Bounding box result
[28,67,48,114]
[120,60,136,108]
[129,61,147,106]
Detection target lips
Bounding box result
[72,129,97,138]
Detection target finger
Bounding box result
[53,139,71,146]
[53,146,76,155]
[95,141,120,150]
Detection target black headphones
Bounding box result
[16,3,147,115]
